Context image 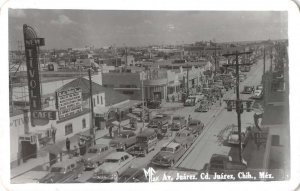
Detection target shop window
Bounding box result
[101,96,103,105]
[65,123,73,135]
[123,91,134,95]
[93,98,96,107]
[82,118,86,129]
[97,96,99,104]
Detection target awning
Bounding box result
[94,106,110,115]
[112,100,142,111]
[127,113,139,120]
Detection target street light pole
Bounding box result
[141,71,145,132]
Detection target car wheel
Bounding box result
[113,172,119,182]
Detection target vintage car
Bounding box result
[146,100,161,109]
[150,142,186,167]
[174,129,195,148]
[128,129,158,157]
[93,152,135,182]
[109,131,137,151]
[170,115,186,131]
[38,158,84,183]
[194,100,210,112]
[187,119,204,137]
[118,168,148,183]
[81,144,114,170]
[147,114,171,139]
[227,125,252,147]
[184,96,196,106]
[251,89,263,99]
[241,85,255,94]
[206,154,247,175]
[256,84,263,91]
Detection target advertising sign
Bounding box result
[56,87,83,119]
[32,110,56,120]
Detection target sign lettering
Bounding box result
[32,110,56,120]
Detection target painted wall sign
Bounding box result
[56,87,83,119]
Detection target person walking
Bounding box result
[109,124,113,138]
[188,115,192,124]
[66,138,70,153]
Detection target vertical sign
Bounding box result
[23,24,45,126]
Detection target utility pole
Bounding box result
[88,68,95,145]
[141,71,145,132]
[223,50,252,164]
[186,63,189,98]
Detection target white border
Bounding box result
[1,0,300,191]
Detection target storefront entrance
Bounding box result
[153,92,162,101]
[21,141,37,162]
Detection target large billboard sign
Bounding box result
[56,87,83,119]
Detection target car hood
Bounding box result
[153,152,173,161]
[39,172,63,183]
[110,138,126,145]
[228,134,239,141]
[82,153,98,161]
[94,163,119,174]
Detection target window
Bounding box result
[93,98,96,107]
[82,118,86,129]
[100,96,103,105]
[65,123,73,135]
[97,96,99,104]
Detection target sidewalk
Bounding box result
[11,118,139,179]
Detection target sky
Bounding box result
[8,9,288,50]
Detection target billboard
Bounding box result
[56,87,83,119]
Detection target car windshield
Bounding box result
[50,167,64,173]
[173,117,180,120]
[105,159,120,163]
[88,148,98,153]
[118,133,129,138]
[137,136,147,143]
[231,131,239,135]
[189,122,197,126]
[161,147,174,152]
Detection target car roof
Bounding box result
[162,142,180,149]
[51,158,77,168]
[89,144,108,149]
[119,131,135,135]
[189,119,201,123]
[137,128,156,137]
[105,152,130,160]
[231,125,251,132]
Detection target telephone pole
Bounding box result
[88,68,95,145]
[223,50,252,164]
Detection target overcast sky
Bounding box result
[9,9,288,50]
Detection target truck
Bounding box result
[147,114,171,139]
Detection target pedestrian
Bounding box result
[66,138,70,153]
[51,122,57,144]
[51,128,56,144]
[172,95,175,102]
[109,124,113,138]
[188,115,192,124]
[73,145,79,157]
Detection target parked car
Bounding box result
[174,129,195,149]
[128,129,158,157]
[184,96,196,106]
[170,115,187,131]
[146,100,161,109]
[150,142,186,167]
[206,154,247,175]
[227,125,252,147]
[251,89,263,99]
[93,152,135,182]
[147,114,171,139]
[187,119,204,137]
[81,144,114,170]
[194,100,210,112]
[118,168,148,183]
[38,158,84,183]
[256,84,263,91]
[241,85,255,94]
[109,131,137,151]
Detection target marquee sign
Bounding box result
[23,24,45,126]
[56,87,83,119]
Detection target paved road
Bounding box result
[174,58,270,170]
